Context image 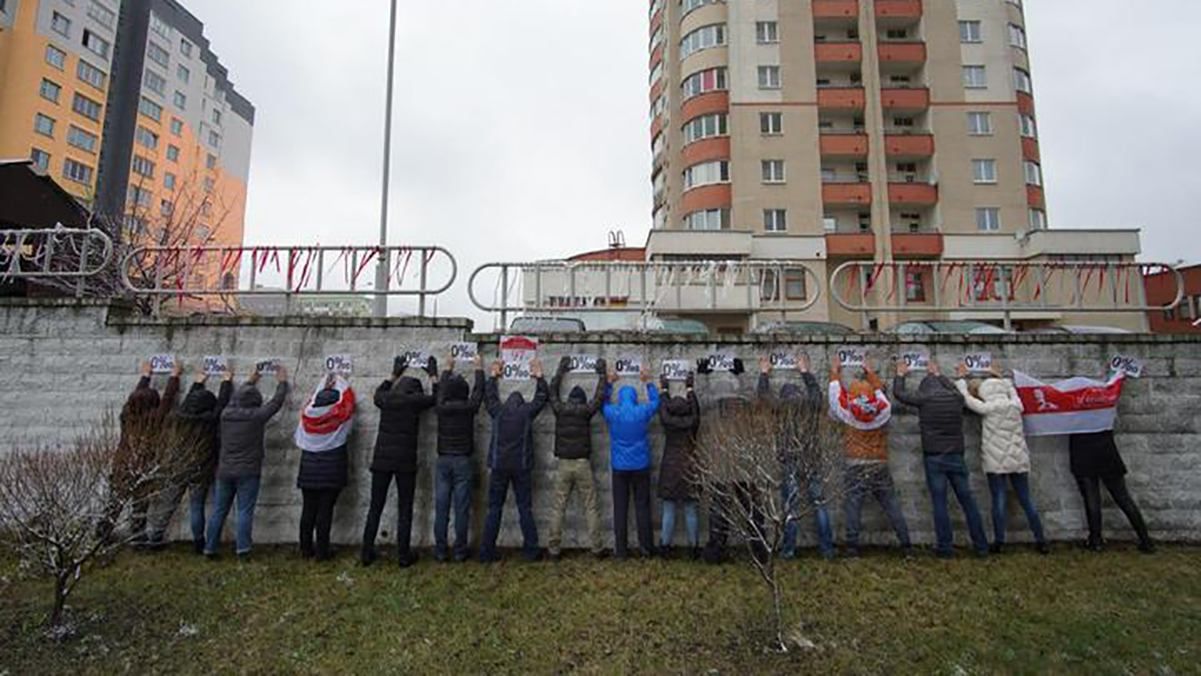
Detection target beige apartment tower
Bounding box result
[645,0,1145,332]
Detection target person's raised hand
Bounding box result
[695,358,712,375]
[140,360,153,377]
[274,364,289,383]
[171,360,183,378]
[221,366,234,383]
[928,361,942,377]
[425,356,439,378]
[393,355,408,378]
[594,357,608,376]
[490,360,503,379]
[895,360,911,378]
[607,368,619,385]
[472,355,483,371]
[685,371,696,390]
[193,367,208,385]
[864,357,878,375]
[955,362,970,379]
[558,356,572,374]
[731,358,746,376]
[759,356,771,375]
[530,358,544,380]
[640,365,653,384]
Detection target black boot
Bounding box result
[360,546,377,567]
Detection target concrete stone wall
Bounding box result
[2,299,1200,552]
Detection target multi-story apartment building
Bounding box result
[642,0,1146,332]
[0,0,252,259]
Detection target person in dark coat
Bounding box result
[1070,429,1154,552]
[657,370,701,559]
[146,365,233,553]
[894,360,989,558]
[101,360,182,545]
[294,374,356,561]
[546,356,608,561]
[602,364,661,559]
[757,354,832,560]
[205,365,289,559]
[433,354,485,562]
[479,359,549,562]
[361,355,439,567]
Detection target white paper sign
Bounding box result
[255,359,281,376]
[964,352,993,373]
[837,347,866,368]
[500,335,539,380]
[899,350,930,372]
[613,356,643,377]
[324,354,353,375]
[399,350,431,371]
[706,353,736,373]
[202,355,227,376]
[149,354,176,374]
[567,355,599,374]
[450,342,477,364]
[1110,355,1144,379]
[660,359,692,381]
[769,352,798,370]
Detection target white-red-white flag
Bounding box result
[1012,371,1125,437]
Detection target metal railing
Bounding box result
[120,245,457,315]
[830,260,1183,329]
[469,259,824,328]
[0,227,114,296]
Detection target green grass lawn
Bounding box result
[2,545,1199,674]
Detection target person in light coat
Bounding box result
[955,363,1048,555]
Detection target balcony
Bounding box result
[877,41,927,67]
[875,0,922,22]
[650,116,663,142]
[1027,185,1045,208]
[825,233,876,257]
[880,87,930,112]
[681,91,729,121]
[680,137,730,166]
[888,183,938,206]
[815,42,863,65]
[822,182,872,207]
[883,133,934,158]
[820,133,869,157]
[681,184,732,214]
[1017,91,1036,116]
[813,0,859,21]
[817,87,866,111]
[891,232,944,258]
[1022,137,1040,163]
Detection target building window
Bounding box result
[760,112,783,135]
[51,12,71,37]
[71,93,102,121]
[1020,114,1037,138]
[682,113,728,145]
[976,207,1001,231]
[760,269,807,301]
[77,60,106,88]
[135,126,159,150]
[160,199,174,217]
[45,45,67,70]
[1008,24,1027,49]
[173,91,187,110]
[682,160,730,190]
[177,64,190,84]
[62,158,94,185]
[147,42,170,68]
[39,79,62,104]
[170,118,184,136]
[164,172,177,190]
[34,113,55,137]
[180,38,194,57]
[756,21,779,44]
[87,1,116,28]
[683,208,730,231]
[67,126,98,153]
[681,67,728,99]
[959,20,982,43]
[972,159,997,184]
[823,216,838,232]
[967,111,992,135]
[680,24,726,59]
[144,69,166,95]
[1028,208,1047,231]
[208,130,221,148]
[763,209,787,232]
[139,96,163,121]
[758,65,781,90]
[1013,68,1033,94]
[82,30,110,59]
[963,65,987,88]
[1024,161,1043,186]
[129,185,152,206]
[166,145,180,162]
[132,155,156,178]
[761,160,786,184]
[905,270,926,302]
[30,148,51,173]
[149,12,170,38]
[212,109,223,126]
[206,153,218,170]
[203,177,215,193]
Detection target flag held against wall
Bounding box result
[1013,371,1125,437]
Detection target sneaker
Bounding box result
[398,552,419,568]
[203,551,218,561]
[1084,538,1104,553]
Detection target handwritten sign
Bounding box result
[899,350,929,372]
[255,359,281,376]
[964,352,993,374]
[613,356,643,377]
[837,347,866,368]
[202,355,227,376]
[705,353,736,373]
[149,354,176,375]
[324,354,353,375]
[500,335,539,380]
[450,342,477,364]
[1109,355,1144,379]
[567,355,600,374]
[660,359,692,381]
[398,350,431,371]
[769,352,798,371]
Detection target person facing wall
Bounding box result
[657,369,701,559]
[602,364,660,560]
[432,355,485,563]
[293,374,356,562]
[546,356,608,561]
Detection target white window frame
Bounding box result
[760,112,783,135]
[763,209,787,233]
[972,159,997,184]
[959,20,982,43]
[761,160,786,184]
[976,207,1001,232]
[758,65,781,90]
[967,111,993,135]
[963,65,987,89]
[756,21,779,44]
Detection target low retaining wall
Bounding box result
[2,299,1199,550]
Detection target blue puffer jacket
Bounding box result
[602,383,660,471]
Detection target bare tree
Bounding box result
[0,412,199,631]
[692,397,847,653]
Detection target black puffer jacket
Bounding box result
[658,391,700,501]
[485,377,549,472]
[1069,430,1128,479]
[549,368,605,460]
[435,369,484,456]
[893,375,965,455]
[371,376,436,473]
[172,381,233,484]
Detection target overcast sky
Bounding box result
[185,0,1201,323]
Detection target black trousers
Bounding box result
[300,488,342,560]
[704,482,767,564]
[362,471,418,559]
[612,469,654,556]
[1076,475,1151,546]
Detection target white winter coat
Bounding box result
[956,378,1031,474]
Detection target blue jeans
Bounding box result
[923,454,989,555]
[205,475,261,555]
[188,483,211,545]
[480,469,540,560]
[660,499,699,548]
[987,472,1046,545]
[843,462,911,548]
[434,455,474,560]
[781,463,833,558]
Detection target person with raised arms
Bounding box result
[602,364,660,560]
